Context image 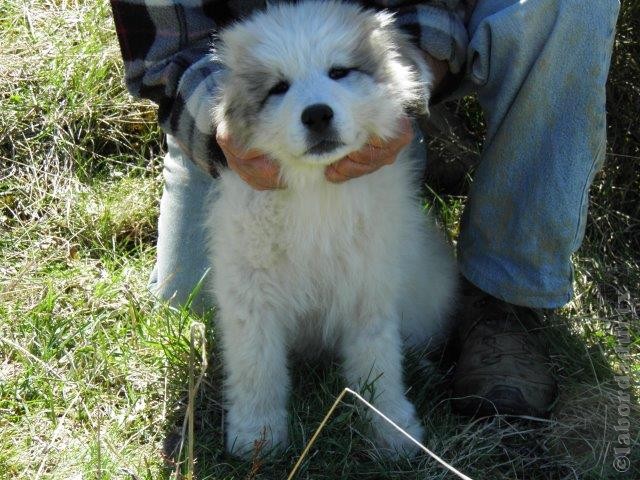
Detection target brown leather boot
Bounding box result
[451,279,559,417]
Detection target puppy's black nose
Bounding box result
[301,104,334,133]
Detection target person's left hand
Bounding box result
[324,117,414,183]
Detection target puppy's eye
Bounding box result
[268,80,290,96]
[328,67,354,80]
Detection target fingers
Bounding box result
[325,157,380,183]
[217,129,263,160]
[229,154,284,190]
[217,129,284,190]
[366,116,414,150]
[348,118,413,166]
[326,117,414,183]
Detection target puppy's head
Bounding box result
[213,1,432,184]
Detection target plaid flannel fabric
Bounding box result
[110,0,468,174]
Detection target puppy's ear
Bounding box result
[396,39,433,117]
[368,11,433,117]
[211,23,262,147]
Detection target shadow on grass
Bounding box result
[151,296,638,479]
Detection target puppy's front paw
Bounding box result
[226,416,289,459]
[371,402,424,458]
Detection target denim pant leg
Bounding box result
[457,0,620,308]
[149,135,217,313]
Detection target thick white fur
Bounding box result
[207,1,457,458]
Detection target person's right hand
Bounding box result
[216,130,285,191]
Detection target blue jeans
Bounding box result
[149,0,620,311]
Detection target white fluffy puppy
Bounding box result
[209,0,457,458]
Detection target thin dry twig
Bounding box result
[287,387,473,480]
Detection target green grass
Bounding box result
[1,0,639,479]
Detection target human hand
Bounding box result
[216,130,284,190]
[324,117,413,183]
